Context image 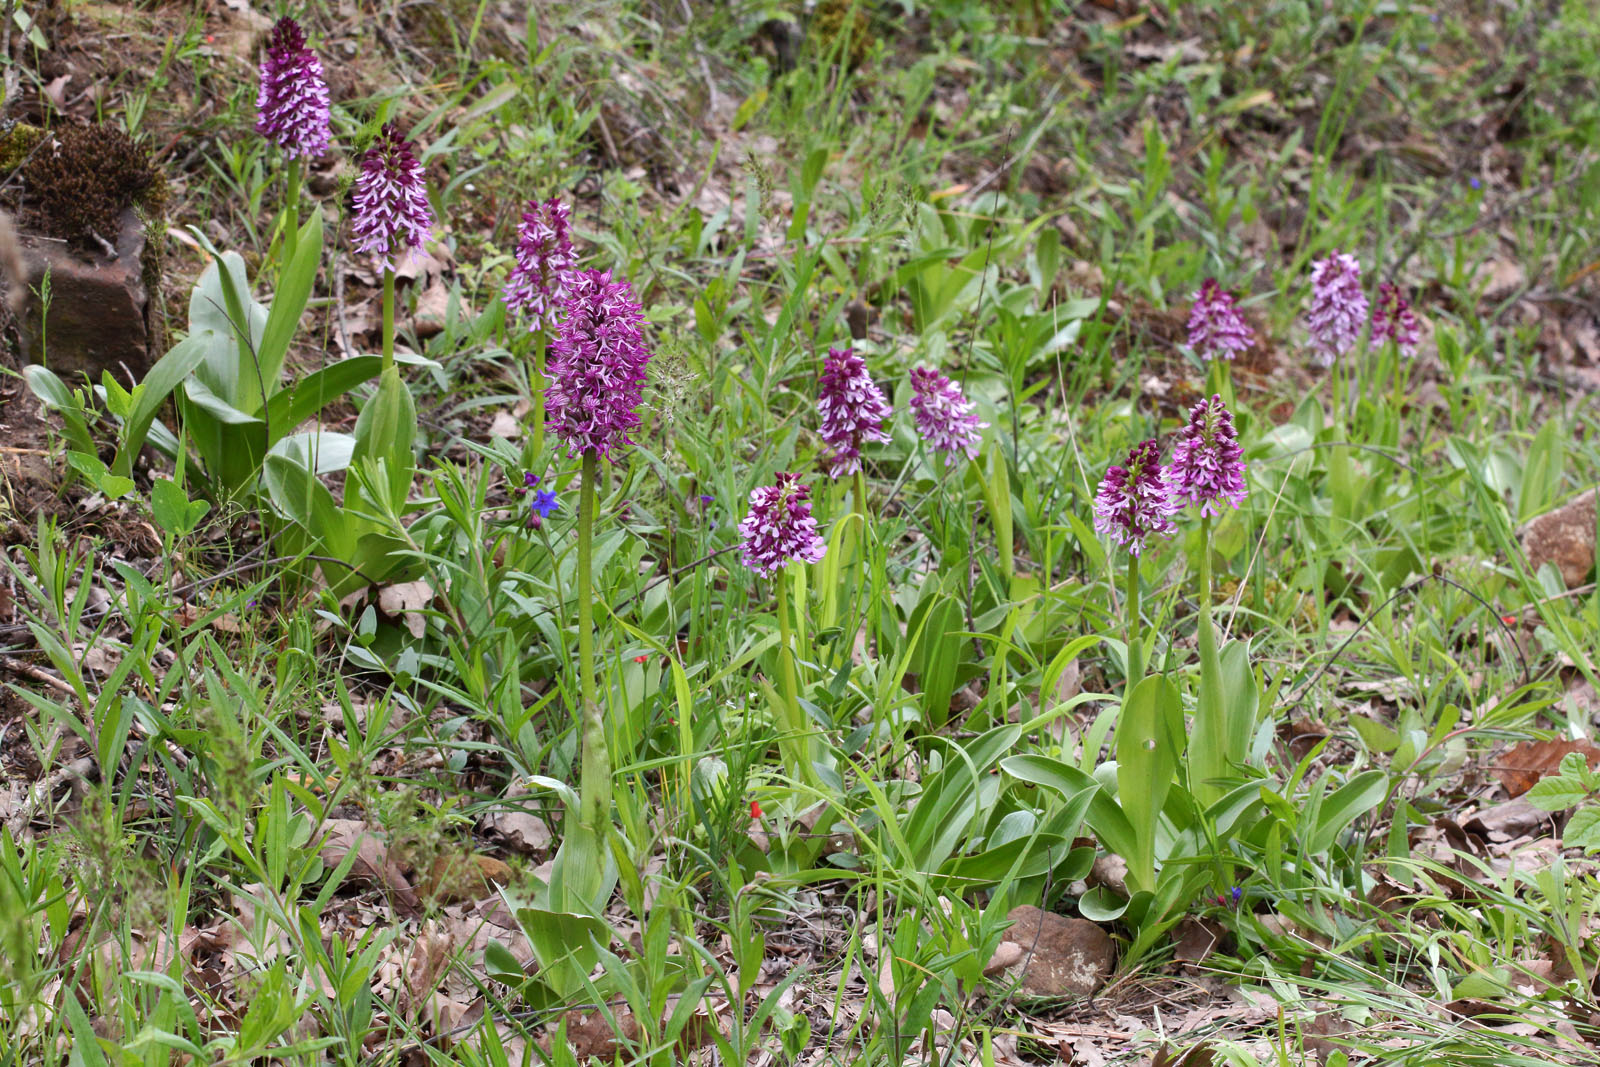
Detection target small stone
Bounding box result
[984,940,1025,976]
[999,905,1116,997]
[18,207,154,384]
[1520,488,1597,589]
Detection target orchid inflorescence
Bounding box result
[503,196,579,334]
[817,347,894,479]
[255,17,330,161]
[351,123,434,272]
[909,366,987,460]
[1186,279,1255,363]
[1093,394,1250,558]
[545,269,652,462]
[1305,250,1369,368]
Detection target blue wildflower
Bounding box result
[531,489,560,518]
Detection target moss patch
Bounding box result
[0,123,46,173]
[22,125,162,253]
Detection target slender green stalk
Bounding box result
[774,568,812,786]
[1125,552,1143,686]
[1390,341,1406,423]
[381,269,396,373]
[283,158,302,262]
[532,330,548,461]
[1194,514,1227,804]
[574,450,611,848]
[853,466,872,632]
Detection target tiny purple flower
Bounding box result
[909,366,987,459]
[1305,250,1368,367]
[1185,279,1256,363]
[1164,395,1248,519]
[738,473,827,576]
[255,17,331,161]
[1093,440,1174,557]
[698,494,715,506]
[503,197,578,334]
[351,123,434,272]
[1369,282,1420,356]
[531,488,560,518]
[524,472,539,488]
[1469,177,1482,190]
[817,348,892,479]
[546,269,652,461]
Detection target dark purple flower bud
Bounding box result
[1305,250,1368,368]
[1369,282,1420,357]
[1093,439,1174,557]
[524,472,539,488]
[255,17,331,160]
[1164,394,1248,518]
[738,473,827,576]
[909,366,987,459]
[817,347,892,479]
[503,197,578,333]
[1185,279,1256,363]
[351,123,434,271]
[546,269,652,461]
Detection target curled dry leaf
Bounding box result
[316,819,422,917]
[1495,738,1600,798]
[377,579,434,639]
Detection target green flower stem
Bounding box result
[283,158,302,262]
[1390,341,1406,425]
[853,466,873,632]
[381,268,397,373]
[1194,514,1226,804]
[1125,552,1143,687]
[574,450,611,851]
[532,330,548,462]
[774,566,814,787]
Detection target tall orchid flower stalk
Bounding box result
[1370,282,1420,416]
[739,473,828,785]
[1186,279,1254,400]
[255,17,330,263]
[502,197,578,460]
[352,124,433,374]
[816,348,891,623]
[1093,438,1178,895]
[909,365,987,555]
[1164,396,1248,805]
[1305,250,1368,418]
[1093,439,1174,685]
[347,123,432,519]
[546,268,651,909]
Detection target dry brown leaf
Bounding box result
[1495,739,1600,798]
[488,409,521,440]
[1172,916,1226,966]
[377,580,433,639]
[316,820,422,917]
[422,852,511,907]
[402,923,456,1016]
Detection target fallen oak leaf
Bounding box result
[1494,739,1600,798]
[316,819,422,918]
